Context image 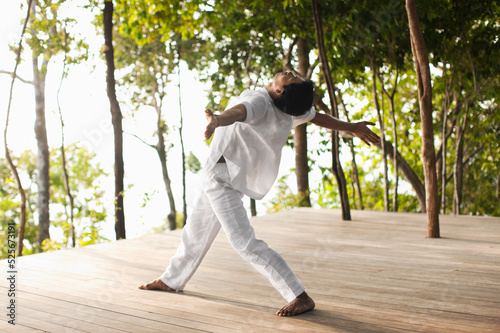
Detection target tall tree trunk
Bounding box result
[176,47,187,226]
[371,66,389,211]
[153,95,177,230]
[389,94,398,212]
[379,70,400,212]
[250,198,257,217]
[5,0,33,256]
[57,31,75,247]
[496,171,500,208]
[312,0,351,220]
[453,109,467,215]
[439,72,453,214]
[104,0,126,239]
[294,37,311,206]
[441,104,448,214]
[406,0,440,238]
[338,89,364,210]
[178,78,187,227]
[33,51,50,247]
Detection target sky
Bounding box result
[0,2,320,242]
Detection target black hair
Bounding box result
[273,80,314,116]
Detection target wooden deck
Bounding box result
[1,208,500,332]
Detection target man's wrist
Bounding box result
[213,114,220,128]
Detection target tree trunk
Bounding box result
[338,89,364,210]
[5,0,33,256]
[250,198,257,217]
[382,71,400,213]
[29,0,50,248]
[311,0,351,220]
[389,96,398,212]
[441,104,448,214]
[439,73,453,214]
[496,171,500,208]
[154,99,177,230]
[406,0,440,238]
[104,0,126,239]
[453,110,467,215]
[177,56,187,227]
[294,37,311,206]
[157,145,177,230]
[371,66,389,211]
[33,52,51,247]
[57,30,75,247]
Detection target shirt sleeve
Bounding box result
[293,107,316,128]
[239,92,268,124]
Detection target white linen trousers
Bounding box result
[159,162,305,302]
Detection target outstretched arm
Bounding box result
[204,104,247,140]
[309,112,380,146]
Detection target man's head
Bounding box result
[269,72,314,116]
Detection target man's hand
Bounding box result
[204,105,247,140]
[352,121,380,146]
[204,109,219,140]
[310,113,380,146]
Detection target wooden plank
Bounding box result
[1,208,499,332]
[15,289,254,333]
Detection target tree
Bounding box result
[20,0,64,246]
[200,0,321,207]
[0,146,108,258]
[311,0,351,220]
[425,0,500,216]
[176,45,188,225]
[56,26,76,246]
[103,0,126,239]
[112,0,208,229]
[5,0,88,248]
[3,0,33,256]
[49,145,109,249]
[406,0,440,237]
[115,34,178,230]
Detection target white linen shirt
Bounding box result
[205,87,316,200]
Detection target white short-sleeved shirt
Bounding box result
[205,87,316,200]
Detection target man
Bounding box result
[139,71,380,317]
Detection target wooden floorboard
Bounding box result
[1,208,500,332]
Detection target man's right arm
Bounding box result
[204,104,247,140]
[310,112,380,146]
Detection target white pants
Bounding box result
[160,163,305,302]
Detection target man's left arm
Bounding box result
[309,112,380,146]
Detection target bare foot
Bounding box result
[276,291,315,317]
[138,278,175,291]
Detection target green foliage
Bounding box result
[185,151,201,174]
[49,145,109,248]
[0,145,109,259]
[194,0,316,109]
[22,0,88,72]
[266,175,311,213]
[151,213,186,233]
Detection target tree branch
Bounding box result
[124,131,156,150]
[283,36,298,73]
[0,70,33,85]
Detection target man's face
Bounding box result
[274,71,304,89]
